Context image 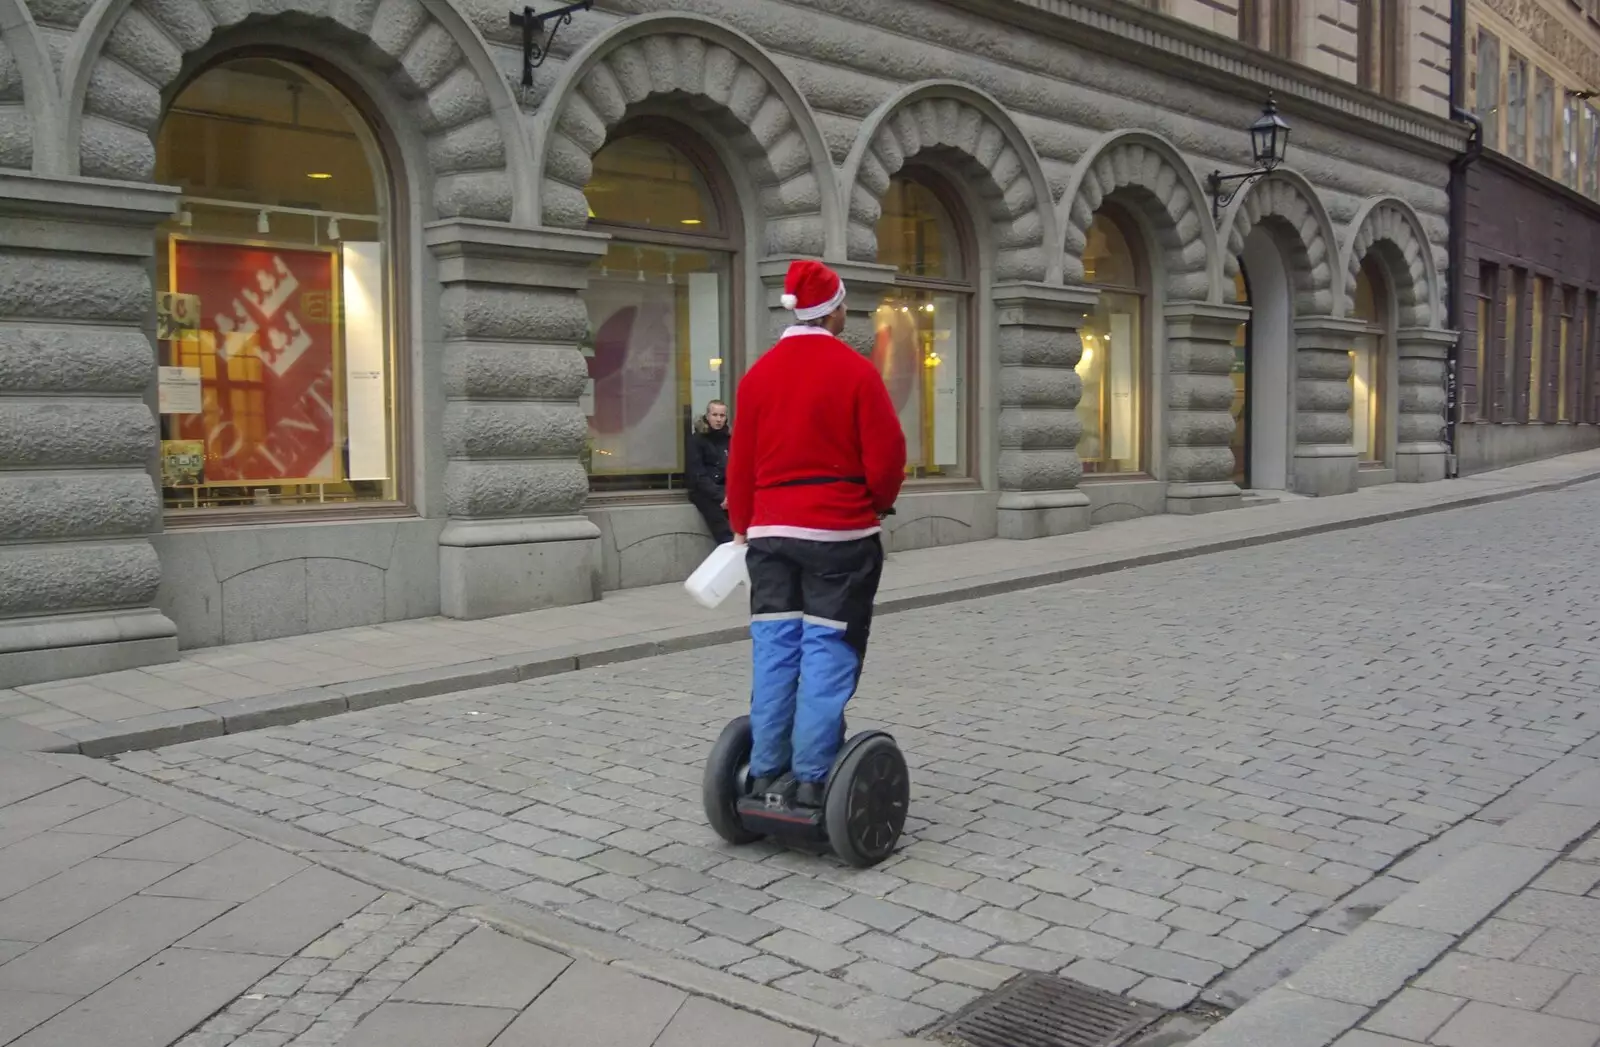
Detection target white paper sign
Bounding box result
[342,243,390,481]
[688,272,723,412]
[157,366,202,414]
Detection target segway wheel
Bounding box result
[824,735,909,867]
[702,716,763,845]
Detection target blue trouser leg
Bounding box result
[792,616,864,782]
[748,614,802,778]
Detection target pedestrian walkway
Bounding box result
[8,449,1600,758]
[0,750,867,1047]
[1183,768,1600,1047]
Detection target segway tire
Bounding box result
[824,734,909,867]
[702,716,763,845]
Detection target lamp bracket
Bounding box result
[1206,164,1279,222]
[510,0,593,86]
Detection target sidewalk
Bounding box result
[7,449,1600,758]
[1176,763,1600,1047]
[0,749,878,1047]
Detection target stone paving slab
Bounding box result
[8,449,1600,755]
[0,750,942,1047]
[1188,787,1600,1047]
[107,476,1600,1039]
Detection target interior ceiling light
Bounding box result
[680,218,702,225]
[307,172,333,180]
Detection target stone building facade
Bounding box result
[1458,0,1600,471]
[0,0,1465,684]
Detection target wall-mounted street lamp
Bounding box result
[1206,94,1292,221]
[510,0,593,87]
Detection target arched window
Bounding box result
[153,57,399,515]
[581,131,737,494]
[872,175,974,479]
[1351,257,1390,465]
[1079,212,1147,475]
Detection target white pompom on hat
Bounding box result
[782,259,847,322]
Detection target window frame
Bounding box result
[1534,70,1556,176]
[1565,91,1583,188]
[581,120,746,502]
[1357,0,1401,98]
[1079,205,1153,478]
[1351,256,1391,465]
[1587,103,1600,199]
[874,168,981,487]
[1475,28,1501,152]
[154,49,415,529]
[1507,52,1529,164]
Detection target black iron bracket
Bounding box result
[1206,168,1268,223]
[510,0,593,86]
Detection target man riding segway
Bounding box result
[724,259,907,810]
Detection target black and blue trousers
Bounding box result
[746,534,885,784]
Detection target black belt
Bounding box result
[761,475,865,489]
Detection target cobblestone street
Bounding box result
[113,480,1600,1038]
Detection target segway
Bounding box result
[701,715,910,867]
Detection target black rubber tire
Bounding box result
[824,735,909,867]
[702,716,763,845]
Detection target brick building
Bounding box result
[0,0,1466,684]
[1459,0,1600,469]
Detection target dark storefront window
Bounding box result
[1504,268,1524,423]
[1474,264,1496,422]
[1560,288,1576,422]
[1530,275,1547,422]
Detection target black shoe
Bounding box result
[749,775,777,797]
[794,780,825,808]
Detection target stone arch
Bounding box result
[1057,130,1215,301]
[0,0,63,173]
[534,13,840,258]
[838,80,1057,283]
[62,0,527,221]
[1218,168,1339,317]
[1339,196,1439,328]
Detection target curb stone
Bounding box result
[31,464,1600,759]
[37,751,942,1047]
[1183,772,1600,1047]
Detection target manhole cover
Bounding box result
[932,972,1163,1047]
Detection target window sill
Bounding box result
[162,502,418,529]
[1081,472,1156,483]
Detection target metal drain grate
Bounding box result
[932,972,1163,1047]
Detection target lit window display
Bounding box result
[873,176,971,478]
[153,58,398,514]
[1079,213,1145,475]
[1231,269,1250,486]
[1350,259,1388,464]
[581,134,734,493]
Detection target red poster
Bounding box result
[169,240,341,484]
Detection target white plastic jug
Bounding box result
[684,541,749,609]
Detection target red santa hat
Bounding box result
[780,259,847,322]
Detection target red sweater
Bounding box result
[726,327,907,540]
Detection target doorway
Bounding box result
[1236,230,1293,491]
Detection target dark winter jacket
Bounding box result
[686,425,731,502]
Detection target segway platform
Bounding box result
[702,715,910,867]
